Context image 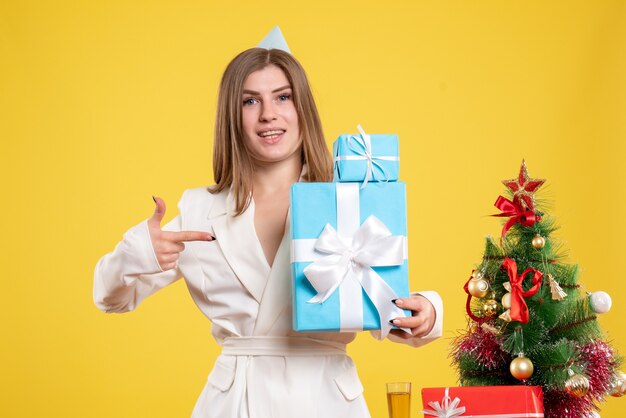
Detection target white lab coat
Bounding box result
[94,184,443,418]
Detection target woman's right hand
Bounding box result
[148,196,214,271]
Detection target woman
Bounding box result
[94,45,443,418]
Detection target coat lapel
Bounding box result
[253,166,311,333]
[253,212,292,335]
[209,188,271,303]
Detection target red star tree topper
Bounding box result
[502,160,545,211]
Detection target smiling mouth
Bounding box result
[258,129,286,141]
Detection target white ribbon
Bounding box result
[422,388,466,418]
[303,216,408,338]
[334,124,399,188]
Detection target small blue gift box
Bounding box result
[333,126,399,183]
[290,181,409,336]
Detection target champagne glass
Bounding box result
[386,382,411,418]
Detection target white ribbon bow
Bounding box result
[422,388,466,418]
[334,125,399,188]
[303,215,408,338]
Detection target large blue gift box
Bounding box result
[333,129,399,183]
[290,181,410,335]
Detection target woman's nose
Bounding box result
[259,102,277,121]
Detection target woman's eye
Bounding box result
[277,94,291,102]
[243,97,258,106]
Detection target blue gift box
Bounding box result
[290,181,410,334]
[333,128,399,183]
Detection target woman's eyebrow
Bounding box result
[272,85,291,93]
[242,85,292,95]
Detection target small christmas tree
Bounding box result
[451,161,625,417]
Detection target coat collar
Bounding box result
[253,215,291,335]
[205,164,307,307]
[207,187,229,219]
[208,187,270,303]
[254,164,308,332]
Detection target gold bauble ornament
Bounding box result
[531,234,545,249]
[502,292,512,309]
[610,371,626,397]
[510,355,534,380]
[483,299,499,317]
[565,370,590,398]
[468,277,490,298]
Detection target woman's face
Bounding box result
[241,64,301,166]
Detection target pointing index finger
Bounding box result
[163,230,214,243]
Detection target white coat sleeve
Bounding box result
[382,290,444,348]
[93,213,183,314]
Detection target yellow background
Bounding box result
[2,0,625,416]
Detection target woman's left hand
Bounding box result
[388,295,436,340]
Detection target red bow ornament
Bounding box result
[492,196,540,240]
[501,257,543,324]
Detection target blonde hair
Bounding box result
[211,48,332,215]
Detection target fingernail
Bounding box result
[394,299,404,306]
[152,195,157,203]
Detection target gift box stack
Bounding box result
[290,125,410,338]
